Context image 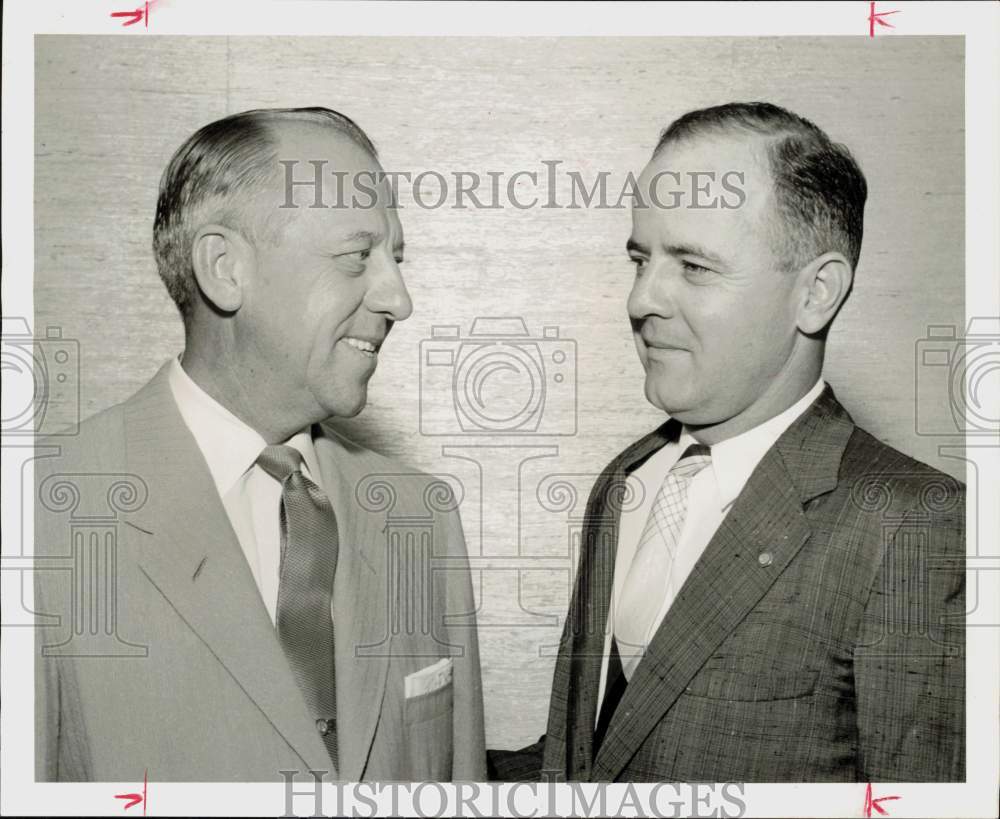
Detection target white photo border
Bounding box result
[2,2,997,817]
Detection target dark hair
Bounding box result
[152,107,377,319]
[654,101,867,271]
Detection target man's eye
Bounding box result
[629,256,647,271]
[681,260,713,277]
[335,248,371,267]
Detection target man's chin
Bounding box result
[332,402,366,420]
[644,386,720,429]
[317,386,369,421]
[647,390,742,435]
[644,379,689,417]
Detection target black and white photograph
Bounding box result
[2,2,998,817]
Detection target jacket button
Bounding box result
[758,551,773,567]
[316,718,334,736]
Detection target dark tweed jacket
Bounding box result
[490,386,965,782]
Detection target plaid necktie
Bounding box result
[614,443,711,680]
[256,444,339,769]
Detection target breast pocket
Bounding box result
[403,680,453,781]
[683,658,819,702]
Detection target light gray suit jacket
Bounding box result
[35,362,486,781]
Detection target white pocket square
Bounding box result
[404,658,453,699]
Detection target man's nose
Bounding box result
[368,254,413,322]
[627,260,676,320]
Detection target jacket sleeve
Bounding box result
[854,485,965,781]
[35,569,60,781]
[34,447,97,782]
[487,737,546,781]
[443,506,488,780]
[34,506,93,781]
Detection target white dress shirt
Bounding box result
[167,356,322,624]
[596,379,825,720]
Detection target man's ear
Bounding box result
[190,224,253,313]
[795,252,854,336]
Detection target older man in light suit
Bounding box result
[35,107,486,782]
[490,102,964,783]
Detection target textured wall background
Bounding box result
[35,35,964,751]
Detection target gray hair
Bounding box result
[152,107,377,319]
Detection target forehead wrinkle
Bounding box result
[646,133,785,268]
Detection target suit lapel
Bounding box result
[591,386,855,781]
[123,364,333,775]
[560,421,679,780]
[313,424,390,782]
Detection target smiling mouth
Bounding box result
[340,336,380,358]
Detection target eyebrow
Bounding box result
[341,229,379,244]
[664,243,727,267]
[626,238,728,269]
[338,229,404,258]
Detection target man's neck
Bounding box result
[179,347,309,445]
[685,361,823,447]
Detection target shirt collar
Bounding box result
[167,356,321,496]
[684,378,825,510]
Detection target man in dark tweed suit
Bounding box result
[489,102,964,782]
